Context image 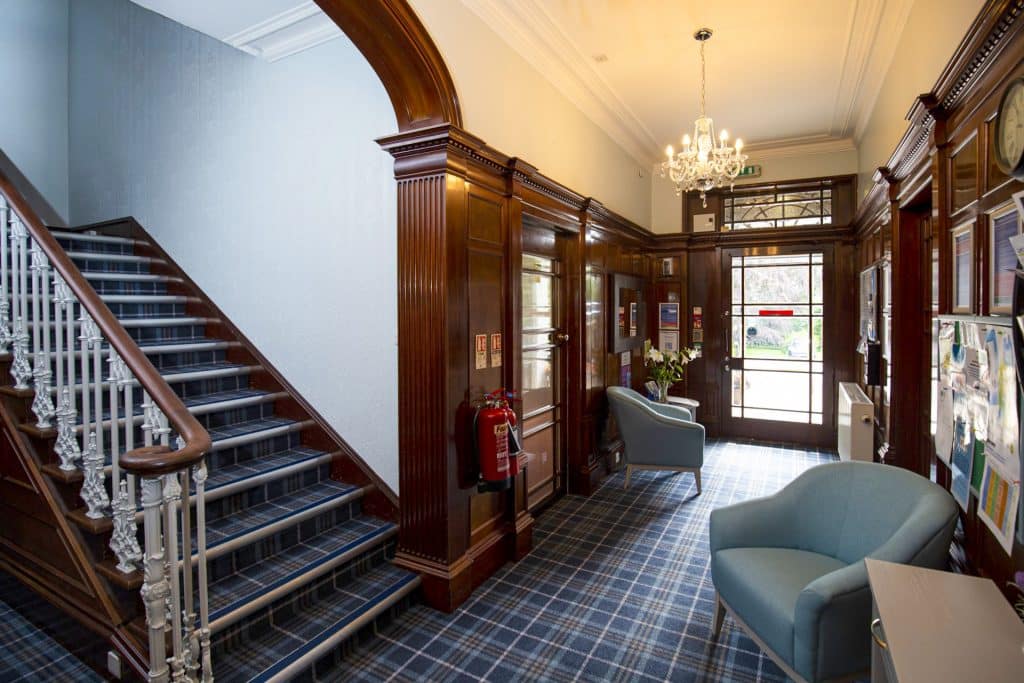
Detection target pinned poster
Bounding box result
[949,412,973,510]
[659,303,679,330]
[934,387,954,465]
[978,452,1021,555]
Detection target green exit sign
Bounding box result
[737,165,761,178]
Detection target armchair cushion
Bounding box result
[714,548,846,668]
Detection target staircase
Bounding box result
[0,178,418,681]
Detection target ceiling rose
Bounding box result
[661,28,748,207]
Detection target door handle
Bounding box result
[552,332,570,344]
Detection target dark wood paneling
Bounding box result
[853,0,1024,603]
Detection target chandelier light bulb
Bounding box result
[659,27,748,207]
[666,145,674,157]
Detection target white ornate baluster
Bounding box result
[9,218,31,389]
[162,473,186,681]
[142,390,155,448]
[179,464,198,681]
[30,243,54,428]
[0,197,11,352]
[193,457,213,682]
[78,314,108,518]
[111,479,142,573]
[123,367,137,509]
[139,476,170,683]
[52,275,80,470]
[90,318,104,478]
[80,431,108,519]
[108,352,141,573]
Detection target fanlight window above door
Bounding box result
[723,181,834,231]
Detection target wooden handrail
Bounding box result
[0,171,211,476]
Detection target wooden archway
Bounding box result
[315,0,462,130]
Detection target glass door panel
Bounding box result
[729,253,824,426]
[521,253,563,511]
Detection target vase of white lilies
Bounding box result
[643,339,700,403]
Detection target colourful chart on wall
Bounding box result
[937,317,1022,552]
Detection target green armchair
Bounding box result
[709,461,958,683]
[606,386,704,492]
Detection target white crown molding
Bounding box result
[461,0,659,166]
[851,0,914,141]
[830,0,886,137]
[744,135,857,160]
[222,1,340,63]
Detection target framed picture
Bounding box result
[659,330,679,352]
[951,222,974,313]
[659,256,679,277]
[988,203,1020,313]
[659,303,679,330]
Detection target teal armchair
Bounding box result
[709,461,958,683]
[606,386,704,492]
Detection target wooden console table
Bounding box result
[866,558,1024,682]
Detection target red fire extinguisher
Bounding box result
[475,389,520,492]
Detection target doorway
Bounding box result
[520,227,569,512]
[721,249,833,443]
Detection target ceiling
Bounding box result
[130,1,341,61]
[463,0,914,165]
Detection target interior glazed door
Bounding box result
[722,249,831,443]
[521,250,566,511]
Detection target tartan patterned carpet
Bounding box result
[0,573,103,682]
[329,440,837,682]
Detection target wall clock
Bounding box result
[994,76,1024,179]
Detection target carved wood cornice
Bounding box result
[856,0,1024,234]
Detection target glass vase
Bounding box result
[657,381,672,403]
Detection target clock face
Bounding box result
[997,79,1024,175]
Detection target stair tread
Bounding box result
[205,416,304,443]
[208,516,395,621]
[66,250,158,263]
[203,480,358,550]
[205,445,328,491]
[50,230,142,246]
[216,564,417,683]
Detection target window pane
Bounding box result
[522,349,554,414]
[523,254,553,272]
[743,408,810,423]
[743,266,810,304]
[522,273,553,330]
[741,370,810,411]
[743,316,810,359]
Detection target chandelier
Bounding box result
[661,28,747,207]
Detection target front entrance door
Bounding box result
[520,245,567,511]
[721,250,831,443]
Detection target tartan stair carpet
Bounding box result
[8,229,420,681]
[327,440,837,682]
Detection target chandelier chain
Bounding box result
[699,40,706,117]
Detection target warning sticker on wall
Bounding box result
[475,334,488,370]
[490,333,502,368]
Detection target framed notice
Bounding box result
[989,203,1020,313]
[659,331,679,352]
[659,303,679,330]
[951,222,974,313]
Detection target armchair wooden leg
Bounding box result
[695,469,702,494]
[712,592,725,641]
[624,465,632,489]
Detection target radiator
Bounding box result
[838,382,873,462]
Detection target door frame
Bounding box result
[717,243,839,447]
[514,215,578,512]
